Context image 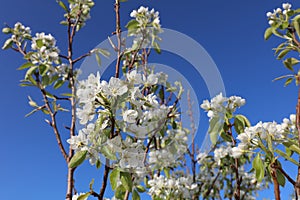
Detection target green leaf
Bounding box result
[276,169,286,187]
[220,130,232,142]
[121,171,133,191]
[136,185,146,193]
[78,192,91,200]
[264,27,273,40]
[277,49,290,60]
[69,150,87,168]
[115,185,126,199]
[283,57,299,72]
[60,20,68,26]
[98,48,110,58]
[2,27,11,34]
[284,77,293,87]
[283,142,300,154]
[42,75,50,86]
[25,66,38,80]
[293,15,300,38]
[126,19,139,30]
[58,0,68,12]
[53,80,65,89]
[285,146,293,157]
[101,145,117,160]
[164,168,170,178]
[153,41,161,54]
[2,38,13,50]
[234,116,245,134]
[132,189,140,200]
[95,52,101,66]
[275,149,300,166]
[274,43,286,54]
[96,159,101,169]
[110,168,120,190]
[39,64,49,76]
[18,62,33,70]
[253,153,265,182]
[208,116,223,145]
[36,39,44,48]
[89,179,94,190]
[61,93,74,97]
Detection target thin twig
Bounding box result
[228,126,241,200]
[99,161,110,199]
[114,0,122,78]
[271,163,281,200]
[36,77,68,161]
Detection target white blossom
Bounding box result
[123,109,138,123]
[282,3,292,10]
[101,77,128,97]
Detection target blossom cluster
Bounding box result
[7,22,31,46]
[148,173,198,199]
[128,6,162,49]
[130,6,161,27]
[200,93,246,120]
[266,3,292,25]
[69,69,187,172]
[62,0,95,31]
[30,32,60,65]
[196,149,261,199]
[233,114,296,158]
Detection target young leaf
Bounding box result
[69,150,87,168]
[121,171,133,191]
[95,52,101,66]
[39,64,49,76]
[89,179,95,190]
[136,185,146,193]
[110,168,120,190]
[17,62,33,70]
[98,48,110,58]
[57,0,68,12]
[285,143,300,155]
[36,39,44,48]
[234,116,245,134]
[78,192,91,200]
[276,169,286,187]
[208,116,223,145]
[277,49,290,60]
[115,185,126,199]
[264,27,274,40]
[2,27,11,34]
[96,159,101,169]
[293,15,300,38]
[126,19,139,30]
[132,189,140,200]
[283,57,299,72]
[284,77,293,87]
[253,153,265,182]
[25,66,38,80]
[2,38,13,50]
[153,41,161,54]
[101,146,117,160]
[53,80,65,89]
[275,149,300,166]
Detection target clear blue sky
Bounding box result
[1,0,300,199]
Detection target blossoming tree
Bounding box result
[3,0,300,200]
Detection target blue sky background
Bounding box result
[1,0,300,199]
